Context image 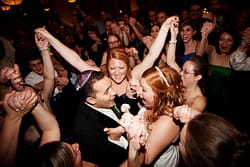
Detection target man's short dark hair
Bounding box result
[78,71,105,100]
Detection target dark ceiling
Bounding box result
[0,0,52,19]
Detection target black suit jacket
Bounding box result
[73,102,128,167]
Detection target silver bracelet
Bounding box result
[39,47,48,51]
[169,40,177,44]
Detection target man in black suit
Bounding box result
[73,70,128,167]
[100,18,113,46]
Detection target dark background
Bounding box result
[0,0,248,21]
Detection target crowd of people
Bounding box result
[1,0,250,167]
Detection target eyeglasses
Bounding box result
[108,40,119,45]
[181,69,195,75]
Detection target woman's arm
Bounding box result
[128,137,145,167]
[31,102,60,147]
[196,21,215,57]
[129,17,144,42]
[0,90,37,167]
[101,51,108,67]
[126,117,147,167]
[173,104,200,123]
[35,28,100,72]
[35,31,54,105]
[131,16,180,80]
[121,30,130,47]
[166,20,181,72]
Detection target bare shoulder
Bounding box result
[193,95,206,103]
[149,115,180,142]
[156,115,179,128]
[191,95,207,112]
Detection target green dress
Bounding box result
[207,65,232,115]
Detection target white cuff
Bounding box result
[108,136,128,149]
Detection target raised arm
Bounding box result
[0,90,37,167]
[34,27,100,72]
[34,31,54,105]
[166,19,181,72]
[196,21,216,57]
[129,17,144,42]
[31,102,60,147]
[131,16,180,80]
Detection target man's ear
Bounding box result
[86,96,96,105]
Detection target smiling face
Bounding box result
[108,58,128,84]
[138,77,154,109]
[218,32,234,54]
[28,59,43,75]
[180,25,196,43]
[150,24,160,39]
[180,60,198,88]
[91,76,116,108]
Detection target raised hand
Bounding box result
[0,66,15,84]
[10,64,24,91]
[200,20,216,37]
[142,35,154,48]
[125,47,138,57]
[35,28,49,50]
[170,17,179,40]
[3,89,38,117]
[34,27,51,40]
[126,79,140,99]
[129,17,137,26]
[162,15,179,29]
[0,65,24,91]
